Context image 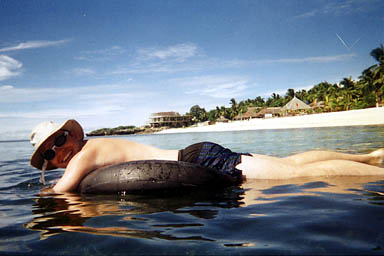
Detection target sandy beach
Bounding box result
[158,107,384,134]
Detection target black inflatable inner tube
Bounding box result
[78,160,237,194]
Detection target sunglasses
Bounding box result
[43,131,69,161]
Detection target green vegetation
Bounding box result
[187,45,384,123]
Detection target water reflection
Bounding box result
[25,188,244,240]
[25,176,384,243]
[240,176,384,206]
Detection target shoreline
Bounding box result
[157,107,384,134]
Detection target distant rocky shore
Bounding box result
[86,126,166,136]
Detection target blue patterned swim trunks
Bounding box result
[178,142,250,183]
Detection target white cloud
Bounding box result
[87,46,125,56]
[71,68,96,76]
[0,85,65,103]
[257,54,356,64]
[0,83,148,103]
[0,39,71,53]
[0,85,14,90]
[171,75,251,98]
[108,52,356,76]
[0,82,162,138]
[137,43,198,62]
[197,81,248,99]
[0,104,124,120]
[0,39,70,82]
[0,55,22,81]
[293,0,381,19]
[109,60,203,75]
[0,83,158,124]
[75,46,126,61]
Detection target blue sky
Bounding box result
[0,0,383,139]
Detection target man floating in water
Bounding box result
[29,119,384,193]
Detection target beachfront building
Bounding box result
[216,116,229,123]
[310,99,325,112]
[234,107,260,120]
[149,112,193,128]
[256,107,282,118]
[281,97,311,115]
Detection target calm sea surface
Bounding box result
[1,126,384,255]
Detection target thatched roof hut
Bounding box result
[234,107,260,120]
[310,100,324,109]
[216,116,229,123]
[281,97,311,111]
[256,107,282,118]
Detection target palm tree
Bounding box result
[230,98,238,111]
[285,88,295,99]
[370,45,384,106]
[360,45,384,107]
[340,77,357,110]
[229,98,239,120]
[308,82,332,105]
[371,44,384,64]
[215,106,221,119]
[189,105,207,122]
[207,109,218,122]
[296,90,309,104]
[267,93,284,107]
[253,96,265,107]
[357,72,376,108]
[325,83,339,111]
[215,106,227,120]
[238,101,248,115]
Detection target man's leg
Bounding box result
[237,154,384,179]
[282,149,384,166]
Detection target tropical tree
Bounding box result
[228,98,241,120]
[214,106,227,120]
[368,44,384,106]
[230,98,238,112]
[253,96,266,107]
[358,45,384,107]
[188,105,207,122]
[238,100,248,115]
[308,82,328,102]
[371,44,384,64]
[296,90,309,104]
[207,109,218,122]
[223,107,234,120]
[358,71,376,108]
[325,83,340,111]
[307,82,327,110]
[266,93,284,107]
[339,77,358,110]
[285,88,295,99]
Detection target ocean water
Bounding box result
[1,126,384,255]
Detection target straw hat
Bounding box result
[30,119,84,170]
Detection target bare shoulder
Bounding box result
[84,138,141,147]
[82,138,162,161]
[87,138,169,150]
[80,138,178,163]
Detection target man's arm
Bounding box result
[53,151,96,192]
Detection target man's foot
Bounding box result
[369,149,384,167]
